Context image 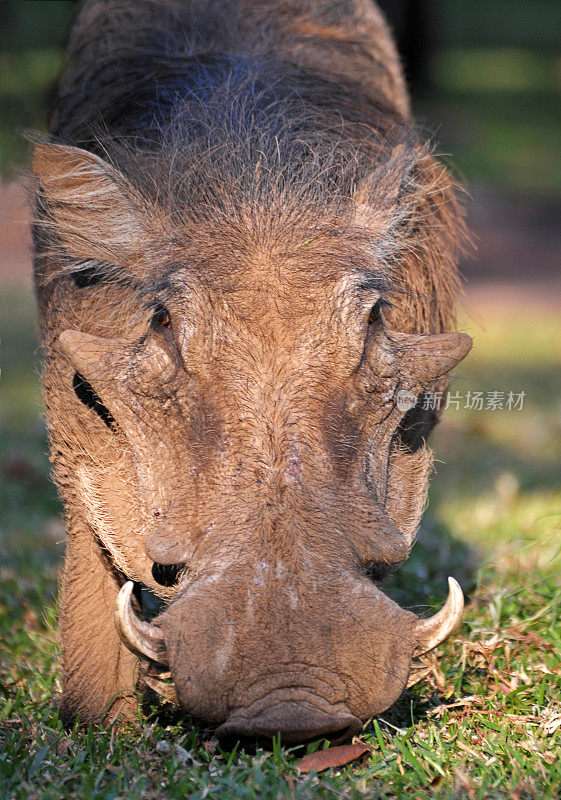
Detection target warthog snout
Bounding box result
[115,568,463,742]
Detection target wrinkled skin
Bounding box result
[32,0,471,741]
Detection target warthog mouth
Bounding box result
[216,700,362,746]
[214,667,362,745]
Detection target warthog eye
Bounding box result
[152,305,171,329]
[151,562,185,587]
[71,265,103,288]
[368,298,391,326]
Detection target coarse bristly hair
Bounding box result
[37,0,467,335]
[32,0,472,729]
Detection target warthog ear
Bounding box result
[352,143,410,233]
[32,143,155,275]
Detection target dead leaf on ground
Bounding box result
[429,696,482,718]
[296,742,373,774]
[407,651,448,692]
[542,709,561,736]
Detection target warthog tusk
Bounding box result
[413,577,464,656]
[144,675,179,704]
[114,581,169,664]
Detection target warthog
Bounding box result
[32,0,471,743]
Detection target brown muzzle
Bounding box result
[114,563,461,743]
[115,569,463,743]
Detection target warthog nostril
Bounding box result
[216,702,362,746]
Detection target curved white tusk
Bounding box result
[114,581,168,664]
[413,577,464,656]
[144,675,179,704]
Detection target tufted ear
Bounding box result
[353,143,410,233]
[32,143,155,272]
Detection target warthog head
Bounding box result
[33,110,471,742]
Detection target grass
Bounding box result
[1,287,560,798]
